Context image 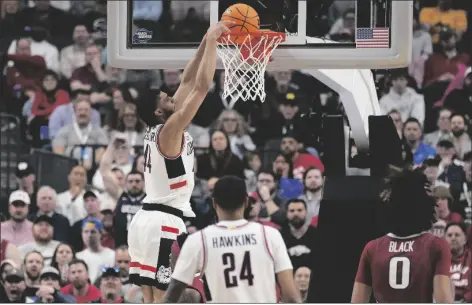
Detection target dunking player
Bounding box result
[163,176,301,303]
[351,167,453,303]
[128,21,231,303]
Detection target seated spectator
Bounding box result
[423,29,469,86]
[424,108,453,147]
[450,114,471,159]
[14,162,38,215]
[105,87,136,132]
[196,130,245,179]
[243,152,261,192]
[76,218,115,282]
[0,259,17,283]
[60,259,102,303]
[445,222,471,302]
[100,209,115,250]
[0,240,21,266]
[60,25,90,79]
[93,267,125,303]
[19,215,60,265]
[422,157,441,185]
[6,38,47,95]
[50,243,76,286]
[294,266,311,303]
[410,14,433,87]
[26,266,76,303]
[419,0,467,41]
[52,99,108,167]
[298,167,324,226]
[213,109,256,159]
[436,140,466,198]
[403,118,436,164]
[2,267,26,303]
[28,186,70,243]
[160,69,182,97]
[22,251,44,292]
[28,70,69,147]
[380,69,425,125]
[8,25,60,72]
[114,246,132,296]
[245,196,280,230]
[71,191,102,252]
[1,190,34,246]
[327,8,355,39]
[443,71,472,123]
[48,89,101,139]
[280,199,317,270]
[56,165,88,225]
[70,43,109,92]
[280,133,324,179]
[272,153,303,199]
[434,186,463,224]
[459,152,471,219]
[110,103,145,155]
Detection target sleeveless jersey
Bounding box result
[171,219,293,303]
[142,125,195,217]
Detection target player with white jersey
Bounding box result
[128,21,232,303]
[163,176,302,303]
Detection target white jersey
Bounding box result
[142,124,195,217]
[172,219,293,303]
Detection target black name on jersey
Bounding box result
[187,141,194,155]
[144,129,156,142]
[212,234,257,248]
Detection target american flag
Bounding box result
[356,28,390,48]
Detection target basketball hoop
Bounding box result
[217,31,285,102]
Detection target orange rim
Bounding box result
[217,30,286,43]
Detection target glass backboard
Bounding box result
[108,0,413,70]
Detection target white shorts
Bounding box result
[128,204,187,290]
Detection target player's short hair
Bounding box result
[213,176,247,212]
[382,166,435,237]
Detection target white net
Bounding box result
[216,32,285,102]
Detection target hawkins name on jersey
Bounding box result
[142,125,195,217]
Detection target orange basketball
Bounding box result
[221,3,260,44]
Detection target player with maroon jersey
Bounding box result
[351,167,453,303]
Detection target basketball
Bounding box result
[221,3,260,44]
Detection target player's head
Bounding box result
[155,90,176,124]
[136,89,175,127]
[212,176,248,219]
[382,165,435,237]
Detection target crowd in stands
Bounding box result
[0,0,471,303]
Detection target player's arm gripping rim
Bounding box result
[158,21,232,158]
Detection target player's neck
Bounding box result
[217,213,245,222]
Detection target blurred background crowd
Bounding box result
[0,0,471,303]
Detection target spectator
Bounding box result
[1,190,34,246]
[423,29,469,86]
[196,129,245,179]
[280,199,317,270]
[298,167,324,226]
[403,118,436,164]
[26,266,76,303]
[28,70,69,147]
[76,218,115,282]
[379,69,425,125]
[5,38,47,96]
[111,103,146,154]
[249,170,286,226]
[105,87,136,131]
[93,267,125,303]
[459,152,472,220]
[450,113,471,159]
[388,110,404,139]
[50,243,76,286]
[436,140,466,198]
[0,259,17,283]
[424,108,453,147]
[445,222,471,302]
[70,190,102,251]
[443,71,472,122]
[15,162,38,215]
[56,165,88,225]
[419,0,467,41]
[114,246,132,296]
[0,240,21,266]
[18,215,60,265]
[272,153,303,199]
[280,133,324,179]
[60,259,102,303]
[294,266,311,303]
[410,14,433,87]
[70,43,109,92]
[422,157,441,185]
[434,185,463,224]
[214,109,256,160]
[243,152,261,192]
[28,186,70,243]
[60,25,90,79]
[2,267,26,303]
[160,70,182,96]
[48,89,101,139]
[327,8,355,39]
[100,209,115,250]
[22,251,44,292]
[52,99,108,166]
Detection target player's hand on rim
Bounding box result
[207,20,234,41]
